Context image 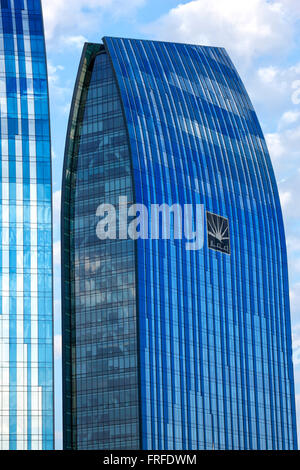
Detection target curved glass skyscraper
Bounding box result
[0,0,54,450]
[61,37,297,450]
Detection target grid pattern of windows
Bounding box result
[62,51,139,450]
[0,0,53,450]
[62,38,297,450]
[104,37,297,450]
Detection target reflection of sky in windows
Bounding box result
[72,53,139,450]
[0,0,53,450]
[104,37,297,450]
[63,36,298,451]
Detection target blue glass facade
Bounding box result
[0,0,54,450]
[62,37,297,450]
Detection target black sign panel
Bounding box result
[206,212,231,255]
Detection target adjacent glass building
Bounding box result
[0,0,54,450]
[61,37,298,450]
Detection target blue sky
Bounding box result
[41,0,300,449]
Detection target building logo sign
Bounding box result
[206,211,231,255]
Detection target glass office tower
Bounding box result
[0,1,54,450]
[61,37,297,450]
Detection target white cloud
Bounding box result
[290,282,300,318]
[289,285,300,388]
[54,334,62,361]
[53,190,61,221]
[55,431,63,450]
[257,66,279,84]
[47,60,72,117]
[266,125,300,176]
[287,236,300,254]
[292,320,300,349]
[250,63,300,115]
[293,340,300,366]
[296,394,300,444]
[280,190,292,209]
[47,63,64,85]
[265,132,285,161]
[279,110,300,127]
[146,0,294,66]
[260,73,300,223]
[289,255,300,276]
[53,241,61,266]
[278,172,300,218]
[54,299,61,327]
[292,80,300,105]
[62,35,88,50]
[42,0,145,45]
[280,0,300,17]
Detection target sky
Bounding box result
[41,0,300,449]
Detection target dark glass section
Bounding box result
[62,50,139,450]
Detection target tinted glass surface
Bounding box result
[105,37,297,450]
[0,0,53,450]
[63,38,298,451]
[70,52,139,450]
